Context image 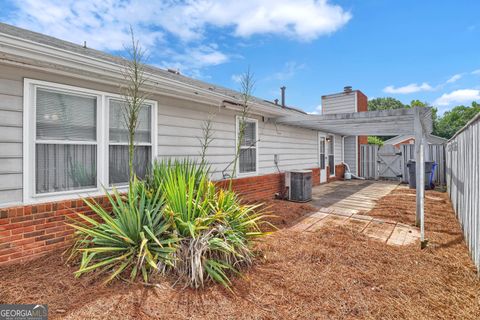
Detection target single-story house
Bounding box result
[0,23,373,263]
[0,22,436,264]
[384,134,447,148]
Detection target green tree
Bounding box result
[368,97,407,111]
[367,136,384,146]
[435,102,480,139]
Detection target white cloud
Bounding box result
[433,89,480,106]
[383,82,433,94]
[446,74,462,83]
[8,0,351,47]
[270,61,306,80]
[7,0,350,75]
[231,74,242,83]
[157,44,229,77]
[472,69,480,75]
[308,104,322,114]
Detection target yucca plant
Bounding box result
[155,160,267,288]
[146,158,210,192]
[68,178,177,283]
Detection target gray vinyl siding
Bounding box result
[0,63,322,206]
[344,136,357,175]
[334,134,343,165]
[154,96,319,179]
[322,92,356,114]
[0,77,23,206]
[259,122,318,174]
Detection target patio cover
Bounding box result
[273,107,433,248]
[273,107,433,136]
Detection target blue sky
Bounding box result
[1,0,479,114]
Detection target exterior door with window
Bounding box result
[318,134,327,183]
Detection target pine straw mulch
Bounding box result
[1,188,479,319]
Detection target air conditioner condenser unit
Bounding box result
[285,170,312,202]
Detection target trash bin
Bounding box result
[406,160,436,190]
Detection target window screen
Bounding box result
[238,120,257,174]
[35,88,97,194]
[108,99,152,185]
[109,100,151,143]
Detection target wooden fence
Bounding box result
[359,144,378,179]
[360,143,446,185]
[446,113,480,273]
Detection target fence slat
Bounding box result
[447,116,480,273]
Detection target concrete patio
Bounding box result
[291,180,420,246]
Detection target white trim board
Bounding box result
[235,116,259,178]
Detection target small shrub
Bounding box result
[69,159,267,289]
[154,160,267,288]
[68,178,176,283]
[368,136,384,146]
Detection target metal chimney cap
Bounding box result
[344,86,353,93]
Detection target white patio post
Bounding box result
[414,107,426,247]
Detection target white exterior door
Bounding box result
[319,134,327,183]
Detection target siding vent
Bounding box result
[167,68,180,75]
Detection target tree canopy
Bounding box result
[367,97,479,139]
[435,102,480,139]
[368,97,407,111]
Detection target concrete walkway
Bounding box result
[290,180,420,246]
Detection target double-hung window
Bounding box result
[236,117,258,175]
[24,79,157,203]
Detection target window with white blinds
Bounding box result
[237,117,258,175]
[108,99,152,185]
[35,88,97,194]
[25,79,157,202]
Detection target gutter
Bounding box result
[0,31,301,118]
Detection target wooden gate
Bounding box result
[377,145,403,179]
[360,143,446,185]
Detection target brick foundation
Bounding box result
[327,164,346,182]
[0,196,111,266]
[216,168,321,201]
[0,167,326,266]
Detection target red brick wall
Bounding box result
[327,164,345,182]
[215,168,321,202]
[0,168,322,266]
[357,90,368,174]
[356,91,368,112]
[0,196,110,266]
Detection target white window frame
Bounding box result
[235,116,259,177]
[23,79,158,204]
[327,134,335,177]
[106,97,155,187]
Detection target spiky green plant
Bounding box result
[155,160,267,288]
[146,158,210,192]
[68,178,177,283]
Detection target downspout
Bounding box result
[342,136,347,162]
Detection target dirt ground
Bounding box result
[1,188,479,319]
